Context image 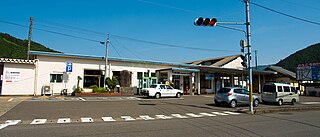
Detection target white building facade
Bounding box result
[0,51,274,96]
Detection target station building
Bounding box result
[0,51,275,96]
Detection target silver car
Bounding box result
[214,87,260,108]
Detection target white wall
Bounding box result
[36,56,171,95]
[1,63,35,95]
[223,57,243,69]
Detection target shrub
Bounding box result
[72,87,83,96]
[106,76,119,90]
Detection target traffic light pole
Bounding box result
[244,0,254,114]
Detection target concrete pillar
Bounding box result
[230,75,234,87]
[180,75,183,91]
[196,72,200,95]
[258,74,261,94]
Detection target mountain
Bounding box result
[0,32,59,59]
[276,43,320,72]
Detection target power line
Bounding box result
[0,19,29,28]
[34,18,107,36]
[280,0,320,12]
[250,2,320,26]
[111,34,237,52]
[0,19,103,43]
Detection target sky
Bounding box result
[1,0,320,65]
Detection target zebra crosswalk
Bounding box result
[0,111,241,130]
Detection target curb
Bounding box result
[236,106,320,114]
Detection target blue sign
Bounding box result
[205,73,214,80]
[66,62,73,72]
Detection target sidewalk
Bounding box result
[0,96,31,117]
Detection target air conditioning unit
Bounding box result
[42,84,53,96]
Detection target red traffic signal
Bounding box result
[194,17,217,26]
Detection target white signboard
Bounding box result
[5,71,21,83]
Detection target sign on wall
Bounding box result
[66,62,73,73]
[297,63,320,81]
[5,71,21,82]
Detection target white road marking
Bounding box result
[121,116,135,121]
[5,120,21,125]
[155,115,173,119]
[212,112,229,116]
[200,113,217,117]
[57,118,71,123]
[139,115,155,120]
[102,117,116,122]
[0,124,9,130]
[223,111,241,115]
[0,120,21,130]
[78,97,86,101]
[81,117,93,123]
[171,114,188,119]
[186,113,204,118]
[30,119,47,124]
[8,98,14,102]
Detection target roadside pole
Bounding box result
[27,16,33,60]
[104,34,109,89]
[244,0,254,114]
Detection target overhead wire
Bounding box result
[250,1,320,26]
[111,34,237,52]
[279,0,320,12]
[0,19,104,43]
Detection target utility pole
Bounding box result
[244,0,254,114]
[104,34,110,89]
[255,50,258,69]
[27,16,33,60]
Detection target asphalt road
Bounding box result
[0,95,320,136]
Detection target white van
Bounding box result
[261,83,299,106]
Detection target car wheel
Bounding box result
[155,93,161,99]
[176,93,181,98]
[229,100,237,108]
[254,99,259,107]
[278,99,283,106]
[291,99,296,105]
[215,100,220,106]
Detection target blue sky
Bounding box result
[1,0,320,65]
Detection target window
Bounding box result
[137,72,143,79]
[50,74,63,83]
[283,86,290,92]
[166,85,173,89]
[200,75,211,89]
[83,70,103,88]
[263,85,276,93]
[151,72,156,77]
[234,89,242,94]
[277,86,283,92]
[217,88,231,93]
[160,85,166,89]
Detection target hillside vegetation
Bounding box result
[0,32,59,59]
[276,43,320,72]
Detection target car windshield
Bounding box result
[263,85,276,93]
[217,88,231,93]
[150,85,157,88]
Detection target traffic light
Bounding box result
[240,39,246,53]
[241,55,247,68]
[194,17,217,26]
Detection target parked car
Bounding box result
[214,87,260,108]
[261,83,299,106]
[140,84,183,99]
